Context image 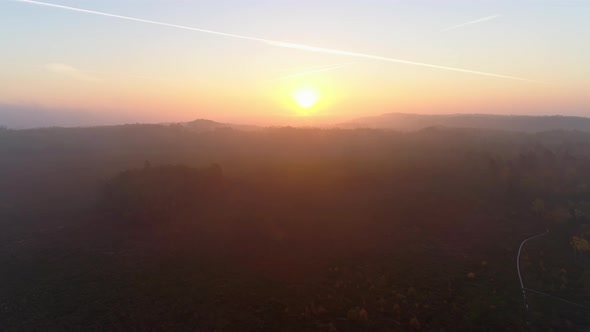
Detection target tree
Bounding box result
[531,198,546,218]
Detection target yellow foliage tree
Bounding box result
[572,236,590,252]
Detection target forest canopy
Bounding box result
[1,124,589,330]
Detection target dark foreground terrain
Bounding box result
[1,124,589,331]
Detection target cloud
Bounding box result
[45,63,100,82]
[16,0,536,83]
[440,15,501,33]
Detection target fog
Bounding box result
[1,123,589,330]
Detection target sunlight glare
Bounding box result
[293,87,320,110]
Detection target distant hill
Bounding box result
[181,119,259,132]
[343,113,590,132]
[0,101,262,130]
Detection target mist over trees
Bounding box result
[1,123,589,330]
[345,113,590,132]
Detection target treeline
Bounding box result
[102,163,224,222]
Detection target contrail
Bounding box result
[276,63,355,81]
[15,0,537,82]
[278,63,347,72]
[266,41,536,82]
[440,15,501,33]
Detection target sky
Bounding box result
[1,0,589,127]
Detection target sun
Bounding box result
[292,87,320,109]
